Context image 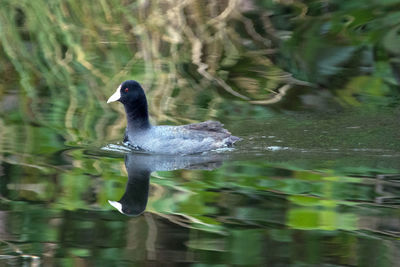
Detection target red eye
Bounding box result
[125,88,129,92]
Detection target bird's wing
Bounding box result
[182,120,231,134]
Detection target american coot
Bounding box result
[107,80,241,154]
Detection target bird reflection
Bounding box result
[108,152,225,216]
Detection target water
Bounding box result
[1,0,400,266]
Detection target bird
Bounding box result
[107,80,241,154]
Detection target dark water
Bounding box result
[1,1,400,266]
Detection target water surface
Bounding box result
[1,0,400,266]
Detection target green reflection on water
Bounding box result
[0,0,400,266]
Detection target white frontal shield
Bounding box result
[107,85,121,103]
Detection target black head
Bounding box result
[107,80,146,105]
[107,80,150,129]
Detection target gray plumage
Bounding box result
[125,120,241,154]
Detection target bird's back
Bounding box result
[126,121,240,154]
